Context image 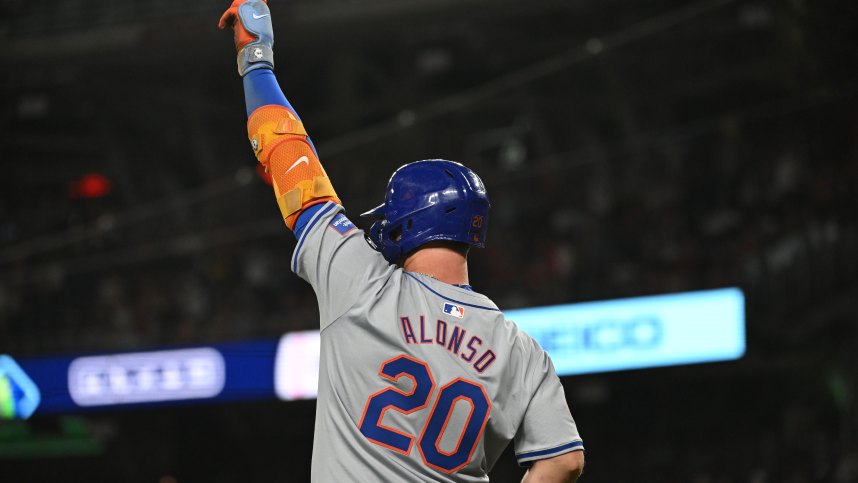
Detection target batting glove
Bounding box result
[218,0,274,76]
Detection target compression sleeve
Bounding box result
[243,69,321,158]
[242,69,295,117]
[242,69,335,234]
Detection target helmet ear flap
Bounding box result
[367,219,403,263]
[366,220,383,251]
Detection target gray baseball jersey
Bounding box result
[292,201,583,482]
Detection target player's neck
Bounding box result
[402,245,469,286]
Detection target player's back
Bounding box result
[294,203,582,482]
[313,269,580,481]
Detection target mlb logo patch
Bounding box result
[443,303,465,319]
[328,214,357,236]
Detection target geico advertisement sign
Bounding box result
[508,287,746,376]
[68,348,226,407]
[534,316,664,353]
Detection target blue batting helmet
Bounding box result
[361,159,490,263]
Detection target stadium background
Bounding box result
[1,0,856,481]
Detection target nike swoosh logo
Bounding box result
[252,13,270,19]
[286,156,309,174]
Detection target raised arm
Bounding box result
[219,0,340,234]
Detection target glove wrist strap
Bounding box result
[238,43,274,76]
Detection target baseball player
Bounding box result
[219,1,585,481]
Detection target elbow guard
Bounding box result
[247,105,340,229]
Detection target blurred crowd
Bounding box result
[0,109,858,355]
[5,112,856,357]
[1,0,856,481]
[1,87,857,483]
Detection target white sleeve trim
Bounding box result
[516,440,584,466]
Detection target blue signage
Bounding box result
[506,288,746,376]
[6,339,278,418]
[67,348,226,407]
[2,288,744,417]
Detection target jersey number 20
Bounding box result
[358,354,491,473]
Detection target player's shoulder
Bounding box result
[291,201,393,285]
[489,310,547,361]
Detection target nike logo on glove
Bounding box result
[252,13,270,19]
[286,156,310,174]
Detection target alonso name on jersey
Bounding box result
[399,315,497,373]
